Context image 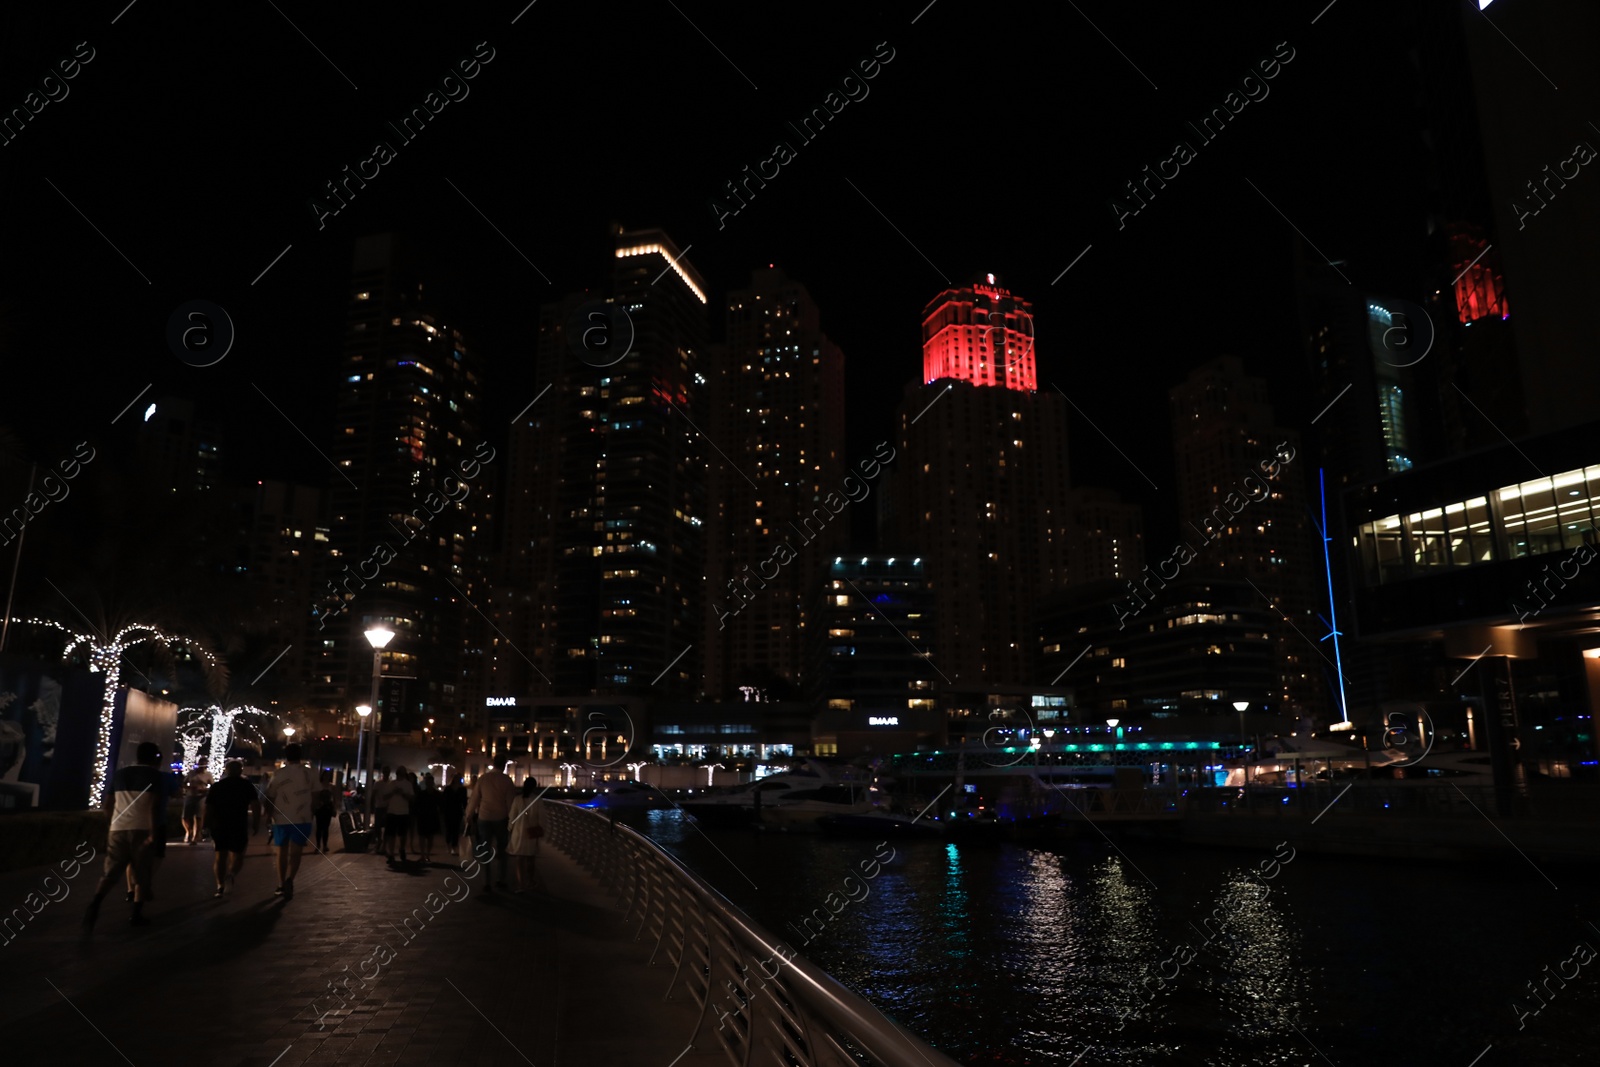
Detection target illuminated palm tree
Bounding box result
[18,618,224,804]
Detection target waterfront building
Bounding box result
[325,233,490,737]
[885,275,1072,688]
[1168,357,1325,720]
[1039,577,1277,726]
[502,226,709,700]
[808,554,938,756]
[702,266,846,701]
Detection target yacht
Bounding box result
[678,763,837,827]
[758,782,877,833]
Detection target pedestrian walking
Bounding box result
[507,777,545,893]
[264,743,317,899]
[464,764,516,892]
[181,757,214,844]
[414,773,441,863]
[405,771,421,856]
[84,742,167,929]
[371,764,391,838]
[206,760,259,897]
[380,766,415,864]
[312,773,335,853]
[441,776,467,857]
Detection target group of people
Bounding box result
[363,764,544,893]
[365,766,464,864]
[83,744,547,929]
[462,763,546,895]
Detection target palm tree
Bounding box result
[21,618,225,804]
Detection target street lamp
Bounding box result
[354,705,372,801]
[1233,701,1251,790]
[361,625,395,821]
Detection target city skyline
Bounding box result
[16,0,1587,524]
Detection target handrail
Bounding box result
[538,800,966,1067]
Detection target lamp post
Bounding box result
[361,626,395,821]
[354,704,371,802]
[1233,701,1251,799]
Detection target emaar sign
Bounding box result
[485,697,517,707]
[868,716,899,726]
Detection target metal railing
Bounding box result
[540,800,965,1067]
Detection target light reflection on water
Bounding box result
[634,810,1598,1065]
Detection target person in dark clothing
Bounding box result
[85,742,167,929]
[440,776,467,857]
[206,760,260,897]
[413,773,441,863]
[312,773,335,853]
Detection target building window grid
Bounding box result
[1358,465,1600,584]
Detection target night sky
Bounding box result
[2,1,1460,548]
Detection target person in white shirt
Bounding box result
[464,764,516,892]
[507,777,545,893]
[264,743,318,899]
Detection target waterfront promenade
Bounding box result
[0,820,729,1067]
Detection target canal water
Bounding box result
[633,810,1600,1065]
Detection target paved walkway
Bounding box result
[0,822,726,1067]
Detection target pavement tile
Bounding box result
[0,820,741,1066]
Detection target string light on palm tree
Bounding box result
[177,726,208,774]
[181,703,269,770]
[19,618,219,805]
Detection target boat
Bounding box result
[816,807,945,839]
[679,763,838,827]
[758,782,877,833]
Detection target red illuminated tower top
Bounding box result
[921,274,1036,391]
[1444,224,1509,325]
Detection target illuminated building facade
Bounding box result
[919,273,1036,391]
[887,275,1072,689]
[703,266,845,700]
[504,227,707,700]
[1169,357,1325,719]
[1346,418,1600,815]
[1040,577,1277,720]
[326,233,490,736]
[809,555,939,756]
[1300,282,1443,488]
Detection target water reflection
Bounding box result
[625,811,1559,1065]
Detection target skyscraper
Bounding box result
[1065,487,1145,584]
[703,266,845,700]
[323,233,490,735]
[504,227,708,699]
[1168,357,1325,719]
[886,275,1072,688]
[808,555,937,756]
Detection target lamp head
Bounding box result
[1233,701,1250,712]
[1105,718,1120,728]
[356,705,372,717]
[365,626,395,650]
